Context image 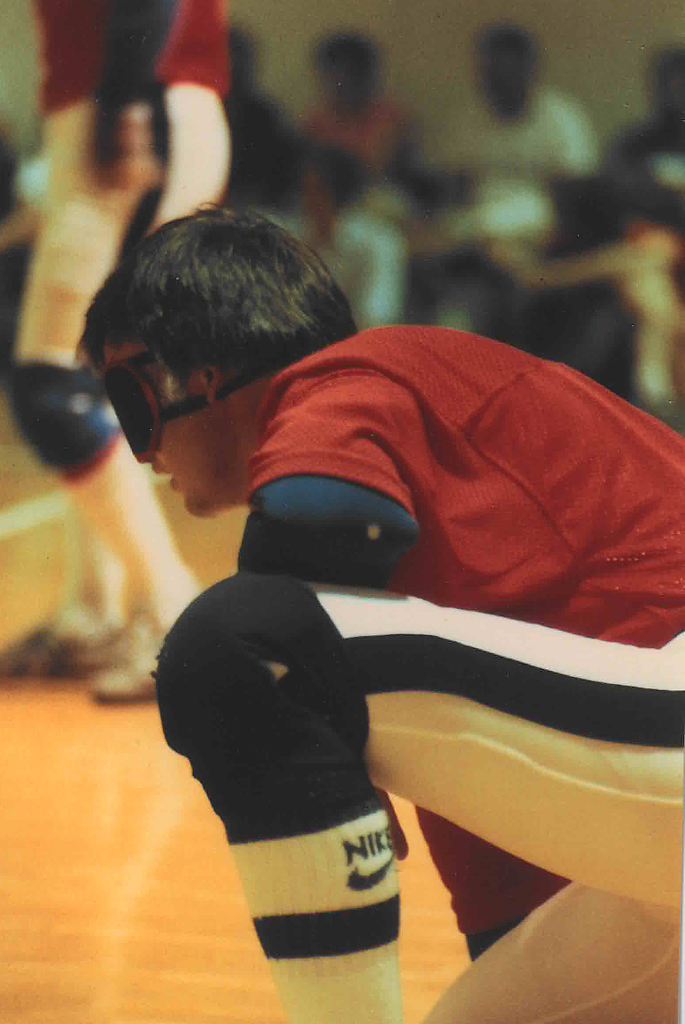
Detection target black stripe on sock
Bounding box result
[254,895,400,960]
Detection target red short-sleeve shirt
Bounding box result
[250,326,685,934]
[251,325,685,646]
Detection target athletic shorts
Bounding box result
[34,0,229,115]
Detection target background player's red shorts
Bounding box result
[34,0,229,115]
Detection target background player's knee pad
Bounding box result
[9,362,121,477]
[155,572,375,840]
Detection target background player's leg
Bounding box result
[423,884,678,1024]
[14,103,159,364]
[11,100,198,690]
[76,526,127,631]
[66,438,198,631]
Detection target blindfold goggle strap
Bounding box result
[104,362,160,459]
[103,354,269,460]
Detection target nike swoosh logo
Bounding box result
[347,857,394,891]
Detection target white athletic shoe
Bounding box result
[90,615,164,704]
[0,606,163,704]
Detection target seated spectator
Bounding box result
[501,176,639,401]
[440,22,600,245]
[602,47,685,424]
[279,143,408,328]
[607,46,685,191]
[408,22,600,333]
[489,173,685,423]
[305,31,420,205]
[0,123,15,223]
[224,27,301,212]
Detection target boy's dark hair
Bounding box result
[82,207,358,380]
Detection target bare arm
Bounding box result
[148,83,231,232]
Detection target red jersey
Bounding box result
[251,325,685,645]
[306,98,411,175]
[34,0,229,115]
[249,325,685,934]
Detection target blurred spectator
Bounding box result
[437,23,599,246]
[224,26,302,212]
[305,31,421,204]
[0,129,23,378]
[607,47,685,192]
[602,51,685,423]
[486,173,685,422]
[279,143,408,327]
[501,176,639,401]
[409,22,599,333]
[620,225,685,423]
[0,126,15,223]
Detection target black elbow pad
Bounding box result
[238,510,417,588]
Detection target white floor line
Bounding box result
[0,490,69,539]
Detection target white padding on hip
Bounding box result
[314,587,680,690]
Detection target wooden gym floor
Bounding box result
[0,393,469,1024]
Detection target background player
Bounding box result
[3,0,229,698]
[79,207,685,1021]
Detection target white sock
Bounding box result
[231,803,403,1024]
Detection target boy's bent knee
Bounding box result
[155,572,374,839]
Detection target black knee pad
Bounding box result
[155,572,374,841]
[9,361,121,475]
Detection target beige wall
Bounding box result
[0,2,40,153]
[1,0,683,160]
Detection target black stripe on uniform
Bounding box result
[254,895,400,960]
[347,634,685,748]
